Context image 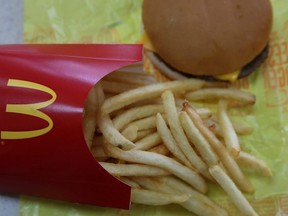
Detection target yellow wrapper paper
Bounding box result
[21,0,288,215]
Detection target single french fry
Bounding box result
[179,111,219,166]
[95,83,135,150]
[209,165,258,216]
[161,90,209,177]
[131,188,190,206]
[101,79,204,114]
[218,100,240,157]
[183,102,254,193]
[133,132,162,150]
[103,143,207,193]
[206,117,254,136]
[82,85,98,148]
[185,88,256,106]
[156,113,192,168]
[232,121,254,135]
[236,151,272,177]
[128,115,158,131]
[121,125,138,142]
[112,105,164,130]
[99,162,170,176]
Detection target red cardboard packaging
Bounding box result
[0,44,142,209]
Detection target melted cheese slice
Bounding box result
[141,32,157,52]
[142,32,240,82]
[214,70,240,82]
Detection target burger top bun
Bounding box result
[142,0,273,76]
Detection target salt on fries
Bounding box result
[82,68,271,216]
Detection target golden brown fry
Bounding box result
[104,143,207,193]
[185,88,256,106]
[207,116,254,136]
[99,162,170,177]
[209,165,258,216]
[161,90,208,176]
[131,188,190,206]
[128,115,158,131]
[133,132,162,150]
[101,79,204,114]
[112,105,164,130]
[236,151,272,177]
[179,111,219,166]
[156,113,191,167]
[218,100,240,157]
[232,121,254,135]
[183,102,254,193]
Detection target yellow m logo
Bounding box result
[1,79,57,139]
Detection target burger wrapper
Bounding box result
[21,0,288,215]
[0,44,143,209]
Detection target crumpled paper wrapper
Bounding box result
[21,0,288,215]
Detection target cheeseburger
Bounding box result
[142,0,273,81]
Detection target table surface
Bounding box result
[0,0,23,215]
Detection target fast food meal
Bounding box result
[82,63,272,216]
[81,1,274,215]
[142,0,273,81]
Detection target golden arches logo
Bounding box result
[1,79,57,140]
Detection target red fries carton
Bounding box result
[0,44,142,209]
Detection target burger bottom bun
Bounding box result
[146,45,269,82]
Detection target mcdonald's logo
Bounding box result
[1,79,57,140]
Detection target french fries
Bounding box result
[82,68,272,216]
[218,99,241,157]
[156,113,192,167]
[103,142,207,193]
[132,176,229,216]
[112,104,164,130]
[209,165,258,216]
[235,151,272,177]
[182,102,254,193]
[161,90,209,177]
[185,87,256,106]
[101,79,204,114]
[179,111,219,166]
